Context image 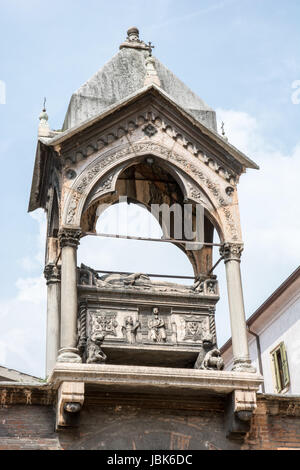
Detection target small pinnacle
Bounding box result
[221,121,228,142]
[38,97,51,137]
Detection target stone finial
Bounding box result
[221,121,229,142]
[38,98,51,138]
[144,55,161,87]
[120,26,149,51]
[127,26,140,42]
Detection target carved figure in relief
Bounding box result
[96,272,151,288]
[148,308,167,343]
[86,332,107,364]
[200,348,224,371]
[122,316,141,344]
[79,264,218,296]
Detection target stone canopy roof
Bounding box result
[62,28,217,132]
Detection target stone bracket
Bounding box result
[56,381,85,430]
[225,390,257,442]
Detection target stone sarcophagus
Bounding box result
[77,265,224,369]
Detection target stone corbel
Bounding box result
[234,390,257,418]
[56,381,85,430]
[225,390,257,441]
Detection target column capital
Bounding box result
[59,227,82,249]
[44,263,61,285]
[220,243,244,263]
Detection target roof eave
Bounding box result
[43,84,259,171]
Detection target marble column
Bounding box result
[44,264,61,376]
[57,228,82,363]
[220,243,255,372]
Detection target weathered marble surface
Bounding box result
[63,46,217,132]
[79,264,219,297]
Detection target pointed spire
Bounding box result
[38,97,51,137]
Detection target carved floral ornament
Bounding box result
[62,142,241,242]
[220,243,244,262]
[58,227,82,248]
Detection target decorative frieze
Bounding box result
[182,316,208,342]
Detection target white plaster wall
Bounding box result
[258,294,300,394]
[223,293,300,395]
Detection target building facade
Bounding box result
[222,267,300,395]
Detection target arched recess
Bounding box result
[78,156,223,276]
[46,186,60,264]
[48,188,59,238]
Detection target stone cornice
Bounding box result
[48,363,263,394]
[57,98,244,183]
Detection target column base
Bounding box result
[232,358,256,373]
[57,348,82,364]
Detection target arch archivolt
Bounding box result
[62,141,241,242]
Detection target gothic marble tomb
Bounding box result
[25,27,264,439]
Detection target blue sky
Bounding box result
[0,0,299,377]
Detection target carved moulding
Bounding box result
[62,107,240,184]
[62,142,240,242]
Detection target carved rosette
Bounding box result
[220,243,244,263]
[59,228,82,249]
[44,264,61,285]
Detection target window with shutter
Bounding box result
[271,342,290,393]
[272,351,281,392]
[280,342,290,388]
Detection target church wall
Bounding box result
[0,394,299,450]
[223,284,300,395]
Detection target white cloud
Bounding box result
[0,211,47,377]
[20,209,46,273]
[214,109,300,342]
